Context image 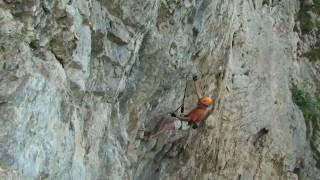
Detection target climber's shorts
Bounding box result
[174,120,190,130]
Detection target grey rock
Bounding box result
[0,0,319,179]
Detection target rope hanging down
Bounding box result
[172,78,188,114]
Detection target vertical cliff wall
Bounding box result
[0,0,319,179]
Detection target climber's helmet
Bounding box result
[199,96,213,107]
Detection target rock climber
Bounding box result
[151,76,214,138]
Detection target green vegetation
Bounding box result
[298,1,320,61]
[298,0,320,34]
[292,87,320,122]
[311,141,320,168]
[292,86,320,168]
[304,47,320,61]
[295,168,304,180]
[315,0,320,7]
[298,4,314,34]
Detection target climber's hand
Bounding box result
[193,75,198,81]
[180,106,184,113]
[171,113,177,117]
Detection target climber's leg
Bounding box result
[151,119,175,138]
[158,119,172,130]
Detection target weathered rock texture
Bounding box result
[0,0,319,179]
[295,0,320,172]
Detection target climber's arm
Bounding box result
[193,78,202,99]
[175,115,191,122]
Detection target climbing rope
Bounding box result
[170,63,200,115]
[172,77,188,114]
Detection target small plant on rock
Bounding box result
[292,86,320,168]
[292,87,320,122]
[304,47,320,61]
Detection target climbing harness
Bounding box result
[187,121,198,129]
[178,120,183,130]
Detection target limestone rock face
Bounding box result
[0,0,319,180]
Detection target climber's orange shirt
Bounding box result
[186,107,207,123]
